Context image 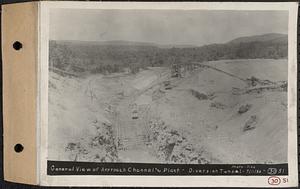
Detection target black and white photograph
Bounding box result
[36,1,299,187]
[47,8,290,165]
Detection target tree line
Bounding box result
[49,38,287,75]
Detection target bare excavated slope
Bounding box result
[48,59,287,164]
[201,59,287,163]
[150,59,287,164]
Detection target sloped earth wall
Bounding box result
[146,118,210,164]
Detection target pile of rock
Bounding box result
[147,118,209,164]
[243,115,258,132]
[65,120,118,162]
[189,89,214,100]
[238,104,252,114]
[246,76,275,87]
[210,101,226,110]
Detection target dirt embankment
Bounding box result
[49,72,121,162]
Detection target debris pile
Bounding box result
[238,104,252,114]
[210,101,226,109]
[243,115,258,132]
[65,120,118,162]
[189,89,215,100]
[246,76,275,87]
[147,118,210,164]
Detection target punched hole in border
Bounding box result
[13,41,23,50]
[14,143,24,153]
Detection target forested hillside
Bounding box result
[49,33,287,75]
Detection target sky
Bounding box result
[50,9,288,46]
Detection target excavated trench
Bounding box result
[62,63,286,163]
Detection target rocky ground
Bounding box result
[48,59,288,164]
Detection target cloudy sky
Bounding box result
[50,9,288,46]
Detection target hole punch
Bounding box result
[13,41,23,50]
[14,143,24,153]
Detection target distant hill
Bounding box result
[228,33,287,44]
[158,44,199,49]
[49,33,288,75]
[89,40,159,47]
[56,40,199,49]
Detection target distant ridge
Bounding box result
[91,40,159,47]
[52,33,287,48]
[53,40,158,47]
[53,39,198,48]
[49,33,288,75]
[228,33,287,44]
